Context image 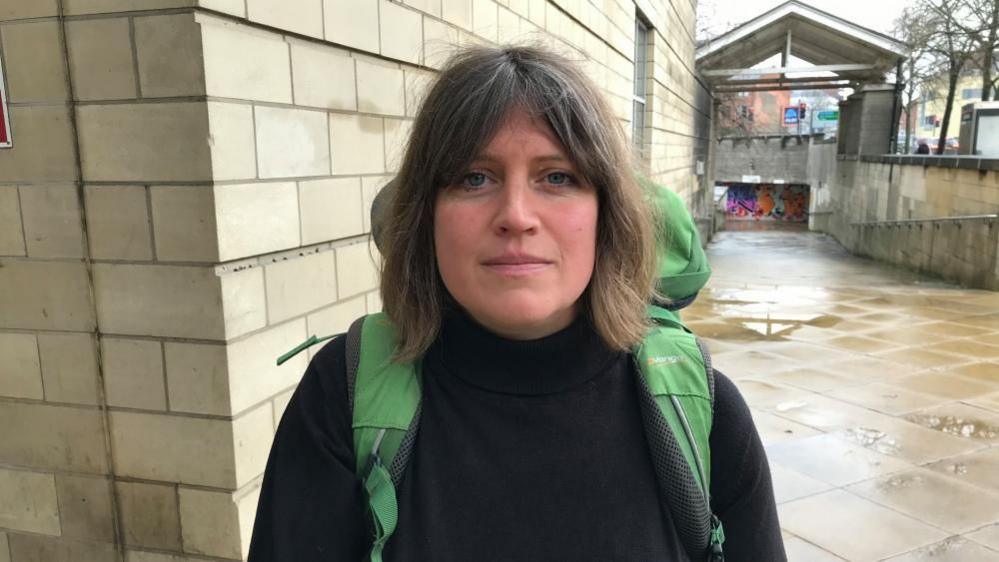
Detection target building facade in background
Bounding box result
[715,87,792,136]
[715,87,841,137]
[0,1,711,560]
[910,71,986,151]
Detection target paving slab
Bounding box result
[778,489,948,561]
[698,230,999,561]
[881,536,999,562]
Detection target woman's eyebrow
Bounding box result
[470,153,573,165]
[534,155,574,165]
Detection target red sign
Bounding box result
[0,56,11,148]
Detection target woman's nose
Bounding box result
[493,178,539,235]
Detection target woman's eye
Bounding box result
[546,172,573,186]
[463,173,488,188]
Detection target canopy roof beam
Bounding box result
[714,81,856,93]
[703,63,876,79]
[782,29,792,79]
[721,75,854,85]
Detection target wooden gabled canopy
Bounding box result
[696,0,907,92]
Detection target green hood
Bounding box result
[636,175,711,303]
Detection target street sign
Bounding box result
[783,107,799,125]
[817,110,839,121]
[0,56,11,148]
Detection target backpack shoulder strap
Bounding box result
[636,308,724,561]
[345,316,363,413]
[348,313,422,562]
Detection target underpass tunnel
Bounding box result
[715,181,812,232]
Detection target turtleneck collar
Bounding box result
[424,308,624,395]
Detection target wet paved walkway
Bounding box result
[687,230,999,562]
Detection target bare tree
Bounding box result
[893,7,938,152]
[696,0,738,43]
[917,0,979,153]
[963,0,999,100]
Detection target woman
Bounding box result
[249,45,784,561]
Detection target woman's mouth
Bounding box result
[482,255,552,276]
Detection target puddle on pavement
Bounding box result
[844,427,901,456]
[900,536,984,561]
[904,413,999,440]
[805,314,842,328]
[703,286,834,306]
[695,313,845,342]
[775,400,809,412]
[877,472,924,491]
[740,321,798,338]
[943,462,969,475]
[698,283,849,342]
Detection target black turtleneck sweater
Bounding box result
[248,312,785,562]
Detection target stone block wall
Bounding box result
[639,0,714,219]
[0,4,279,561]
[810,151,999,289]
[836,85,896,157]
[0,0,710,560]
[0,5,116,562]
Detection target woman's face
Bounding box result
[434,108,599,340]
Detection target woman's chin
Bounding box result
[470,304,577,341]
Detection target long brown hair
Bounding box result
[379,45,656,360]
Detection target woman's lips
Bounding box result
[483,262,550,275]
[481,256,552,276]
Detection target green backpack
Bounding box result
[277,306,726,562]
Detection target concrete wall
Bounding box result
[836,85,896,157]
[0,0,711,560]
[810,151,999,290]
[806,139,840,221]
[714,135,811,184]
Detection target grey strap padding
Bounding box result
[694,337,716,410]
[634,361,712,561]
[389,400,422,487]
[345,316,365,416]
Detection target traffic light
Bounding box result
[798,102,807,120]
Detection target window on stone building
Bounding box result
[962,88,982,99]
[632,16,651,157]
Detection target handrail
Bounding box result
[851,214,998,227]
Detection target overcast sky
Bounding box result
[697,0,915,38]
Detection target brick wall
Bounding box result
[0,1,710,560]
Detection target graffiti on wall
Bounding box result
[726,184,810,221]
